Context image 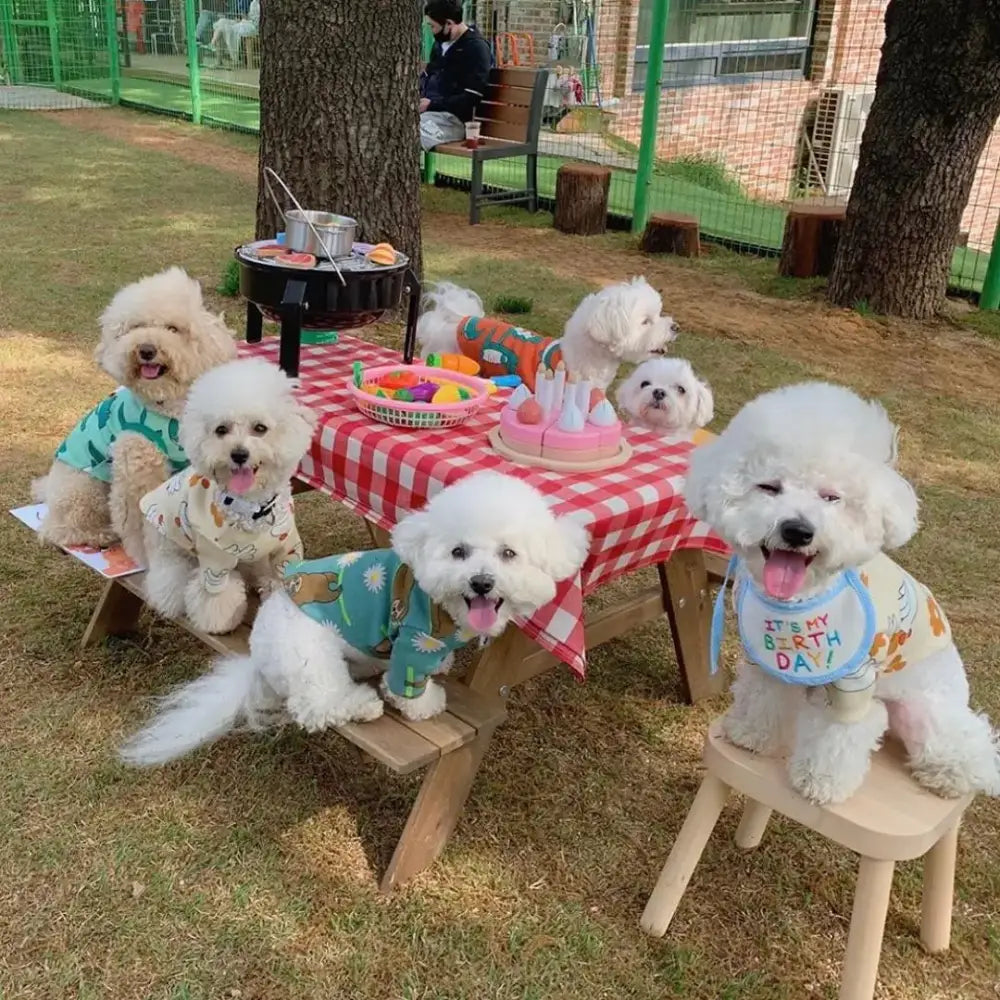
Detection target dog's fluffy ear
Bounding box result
[691,378,714,429]
[578,284,636,355]
[540,513,590,581]
[874,465,919,550]
[683,438,721,522]
[390,509,432,566]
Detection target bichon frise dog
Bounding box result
[140,358,316,635]
[34,267,237,563]
[119,471,591,766]
[416,278,677,390]
[615,357,713,436]
[685,381,1000,805]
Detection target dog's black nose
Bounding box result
[779,518,814,549]
[138,343,157,361]
[470,574,494,596]
[230,447,250,466]
[652,388,666,401]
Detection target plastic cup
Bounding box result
[464,121,481,149]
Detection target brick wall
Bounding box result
[484,0,999,253]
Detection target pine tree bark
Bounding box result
[255,0,423,275]
[827,0,1000,318]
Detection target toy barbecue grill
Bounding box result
[235,168,419,377]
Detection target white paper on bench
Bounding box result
[10,503,144,579]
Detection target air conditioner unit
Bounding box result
[811,86,876,198]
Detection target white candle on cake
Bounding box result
[536,368,553,415]
[576,377,592,413]
[552,361,567,412]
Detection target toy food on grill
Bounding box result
[366,242,397,266]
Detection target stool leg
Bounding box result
[734,799,772,850]
[639,773,730,938]
[839,856,895,1000]
[920,821,960,954]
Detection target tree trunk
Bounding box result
[779,205,845,278]
[827,0,1000,318]
[554,162,611,235]
[255,0,423,275]
[640,212,700,257]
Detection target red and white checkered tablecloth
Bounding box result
[238,335,728,679]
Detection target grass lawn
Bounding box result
[2,107,1000,1000]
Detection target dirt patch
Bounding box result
[46,108,257,181]
[422,216,1000,408]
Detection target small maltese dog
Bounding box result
[615,357,713,435]
[120,471,590,766]
[34,267,236,563]
[416,278,677,390]
[685,381,1000,805]
[140,358,316,635]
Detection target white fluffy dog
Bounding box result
[140,358,316,635]
[615,357,713,435]
[34,267,237,563]
[416,278,677,389]
[685,382,1000,805]
[120,472,590,766]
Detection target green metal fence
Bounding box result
[2,0,999,308]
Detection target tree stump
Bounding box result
[640,213,700,257]
[779,204,846,278]
[554,163,611,236]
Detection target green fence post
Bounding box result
[44,0,61,87]
[632,0,670,234]
[421,20,435,183]
[980,215,1000,311]
[105,0,121,104]
[185,0,201,124]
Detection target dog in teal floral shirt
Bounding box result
[121,472,591,766]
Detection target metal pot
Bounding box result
[285,209,357,260]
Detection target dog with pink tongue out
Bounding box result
[685,382,1000,806]
[139,358,317,636]
[121,472,590,766]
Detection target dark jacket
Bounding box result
[420,26,492,123]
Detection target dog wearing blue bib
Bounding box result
[687,382,1000,806]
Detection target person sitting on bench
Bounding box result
[419,0,491,151]
[207,0,259,67]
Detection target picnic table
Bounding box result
[85,333,728,890]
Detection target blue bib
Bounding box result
[711,556,877,686]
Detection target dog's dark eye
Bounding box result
[757,482,782,495]
[166,325,179,334]
[252,423,268,435]
[499,547,517,561]
[451,545,468,560]
[214,424,230,437]
[820,489,841,503]
[675,384,687,395]
[640,381,651,389]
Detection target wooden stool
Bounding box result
[639,212,700,257]
[554,162,611,236]
[640,719,973,1000]
[779,203,846,277]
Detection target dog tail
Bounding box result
[31,474,48,502]
[119,654,262,767]
[416,281,483,358]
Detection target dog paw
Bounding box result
[787,759,863,805]
[186,577,247,634]
[381,678,447,721]
[289,687,383,732]
[722,710,780,755]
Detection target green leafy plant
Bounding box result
[217,258,240,297]
[492,294,533,314]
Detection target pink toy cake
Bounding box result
[488,361,631,471]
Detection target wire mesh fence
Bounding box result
[2,0,998,303]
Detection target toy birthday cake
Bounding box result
[489,361,631,471]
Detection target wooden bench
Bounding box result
[85,569,506,892]
[429,67,549,225]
